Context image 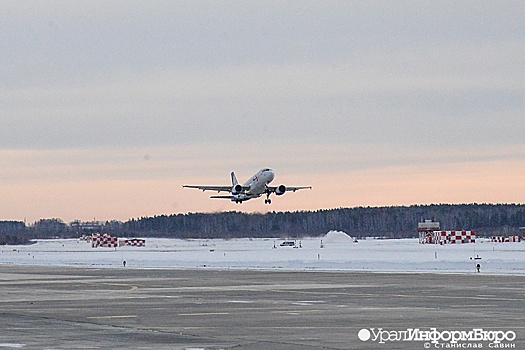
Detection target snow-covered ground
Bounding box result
[1,231,525,275]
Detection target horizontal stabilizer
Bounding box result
[210,195,234,199]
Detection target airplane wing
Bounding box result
[182,185,232,193]
[210,194,262,200]
[267,186,312,193]
[182,185,251,193]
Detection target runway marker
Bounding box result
[178,312,229,316]
[87,315,137,319]
[0,345,26,349]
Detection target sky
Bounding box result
[1,1,524,223]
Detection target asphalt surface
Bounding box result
[0,265,524,349]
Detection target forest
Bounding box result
[122,203,525,239]
[1,203,525,245]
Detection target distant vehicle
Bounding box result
[280,241,296,247]
[183,168,311,204]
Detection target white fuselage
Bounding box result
[235,168,275,201]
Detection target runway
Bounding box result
[0,265,524,349]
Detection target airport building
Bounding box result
[87,233,145,248]
[491,235,522,243]
[418,219,476,244]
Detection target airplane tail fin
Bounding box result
[231,172,239,186]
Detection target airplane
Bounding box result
[183,168,311,204]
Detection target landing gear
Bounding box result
[264,191,272,204]
[264,186,272,204]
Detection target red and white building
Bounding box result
[491,236,522,243]
[87,233,146,248]
[91,233,119,248]
[120,238,146,247]
[420,230,477,244]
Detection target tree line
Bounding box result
[1,204,525,245]
[122,203,525,239]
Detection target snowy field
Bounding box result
[1,231,525,275]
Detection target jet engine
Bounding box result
[275,185,286,196]
[232,184,243,194]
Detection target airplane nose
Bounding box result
[268,171,275,182]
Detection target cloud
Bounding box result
[2,39,524,150]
